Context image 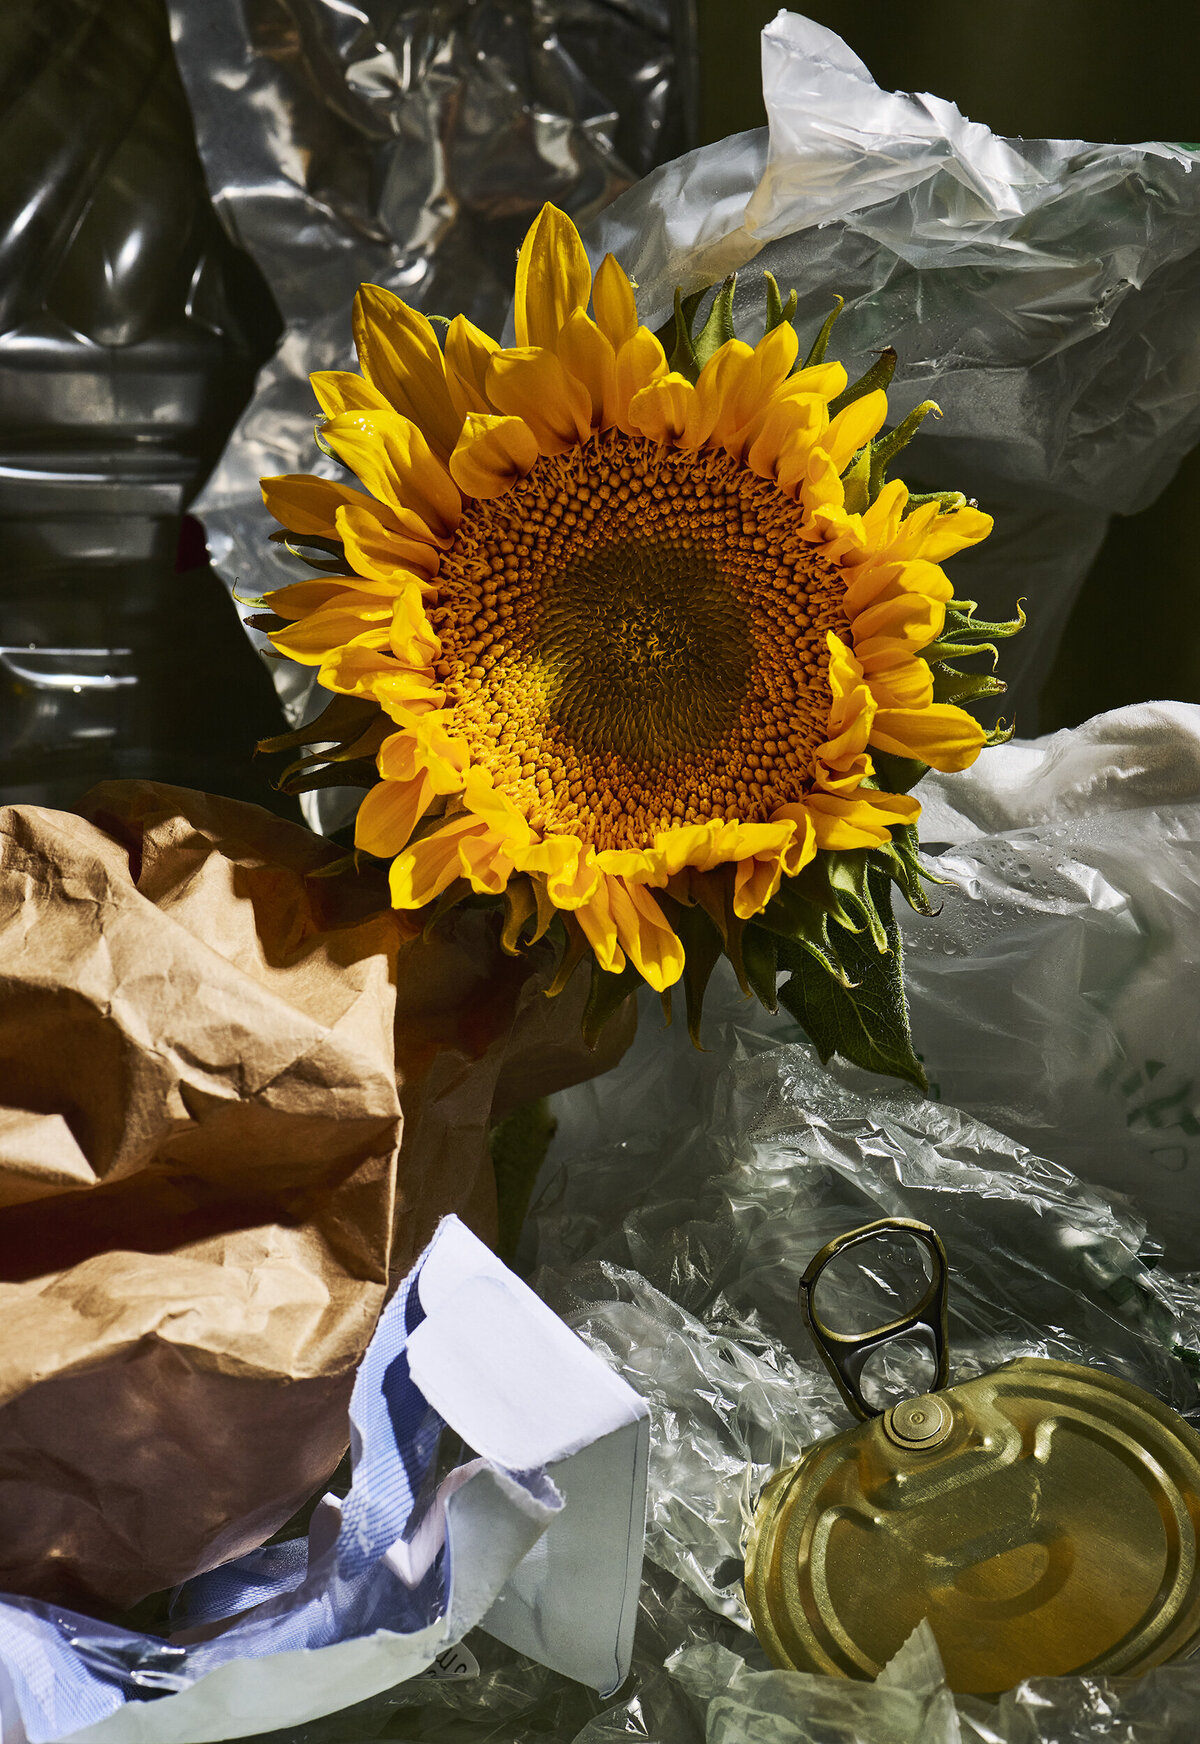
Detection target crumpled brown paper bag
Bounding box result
[0,782,631,1612]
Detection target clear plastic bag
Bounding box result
[590,14,1200,727]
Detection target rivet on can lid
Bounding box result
[883,1393,952,1449]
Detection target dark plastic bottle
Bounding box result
[0,0,290,811]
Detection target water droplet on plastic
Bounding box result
[1015,861,1032,877]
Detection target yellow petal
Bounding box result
[354,773,435,857]
[752,322,800,396]
[389,815,487,908]
[389,586,441,668]
[545,843,601,908]
[853,594,945,668]
[767,806,818,877]
[459,831,518,896]
[556,308,617,428]
[261,473,387,538]
[607,878,684,991]
[444,315,501,420]
[613,327,669,432]
[575,879,625,974]
[733,849,787,920]
[805,789,920,851]
[866,654,934,710]
[514,203,592,350]
[592,252,638,350]
[794,446,845,514]
[318,645,442,711]
[823,388,889,474]
[917,504,994,561]
[335,502,441,585]
[268,601,392,663]
[321,408,462,541]
[784,361,847,403]
[746,395,823,483]
[449,412,540,500]
[626,372,696,446]
[870,703,987,772]
[262,578,358,620]
[842,555,952,621]
[352,285,462,459]
[310,371,391,420]
[693,340,758,453]
[486,348,592,455]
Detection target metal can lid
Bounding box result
[745,1357,1200,1698]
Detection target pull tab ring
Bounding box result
[797,1217,949,1419]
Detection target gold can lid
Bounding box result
[745,1355,1200,1697]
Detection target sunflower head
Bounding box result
[253,204,1021,1084]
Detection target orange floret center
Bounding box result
[429,428,850,853]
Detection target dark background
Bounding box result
[696,0,1200,732]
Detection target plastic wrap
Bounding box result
[899,700,1200,1268]
[78,696,1200,1740]
[167,0,697,821]
[590,12,1200,728]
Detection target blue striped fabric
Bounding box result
[0,1228,467,1743]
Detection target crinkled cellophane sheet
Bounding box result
[265,701,1200,1742]
[167,0,697,835]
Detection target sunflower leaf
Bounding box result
[828,347,897,418]
[776,869,927,1090]
[803,294,845,366]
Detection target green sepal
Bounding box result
[500,877,538,956]
[654,286,707,381]
[841,441,873,515]
[258,693,378,760]
[869,400,941,499]
[804,295,845,366]
[776,867,927,1091]
[790,850,889,951]
[876,822,943,915]
[828,348,897,419]
[273,757,378,794]
[656,893,724,1045]
[740,922,779,1012]
[753,876,845,983]
[931,663,1007,708]
[691,274,737,371]
[922,599,1027,668]
[764,271,798,335]
[581,957,643,1049]
[902,489,967,518]
[421,877,477,942]
[870,748,929,795]
[267,527,348,573]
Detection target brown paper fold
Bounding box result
[0,781,631,1610]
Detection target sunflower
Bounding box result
[255,205,1020,1081]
